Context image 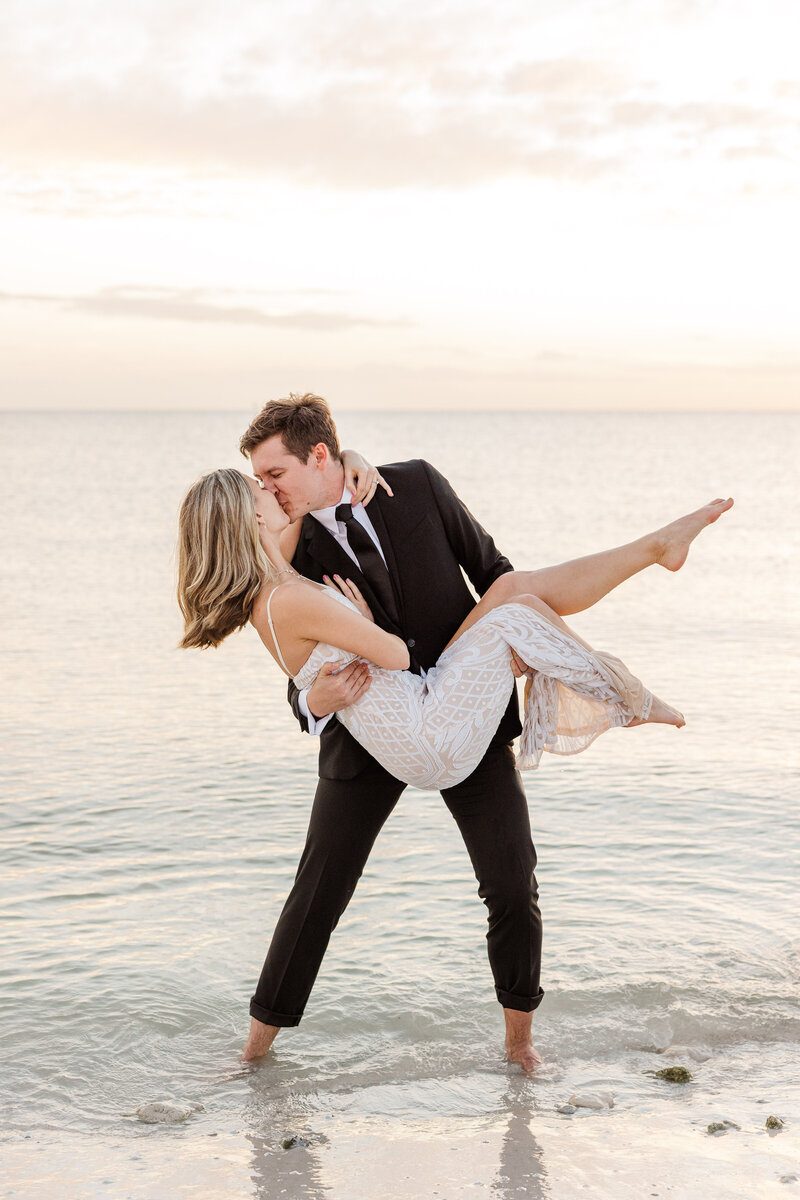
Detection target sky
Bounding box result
[1,0,799,411]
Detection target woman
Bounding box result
[177,462,733,789]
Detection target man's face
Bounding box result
[249,435,330,521]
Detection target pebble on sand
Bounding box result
[282,1136,311,1149]
[133,1101,205,1124]
[567,1092,615,1110]
[766,1115,785,1130]
[648,1066,692,1083]
[557,1104,577,1115]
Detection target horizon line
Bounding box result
[2,407,798,416]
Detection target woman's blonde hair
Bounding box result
[177,468,276,649]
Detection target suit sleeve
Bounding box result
[421,459,514,595]
[288,674,335,736]
[287,677,310,733]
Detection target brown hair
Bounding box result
[177,468,277,649]
[239,392,341,463]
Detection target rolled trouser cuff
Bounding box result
[496,985,545,1013]
[249,997,303,1027]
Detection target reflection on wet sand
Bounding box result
[491,1082,549,1199]
[247,1127,329,1200]
[243,1066,551,1199]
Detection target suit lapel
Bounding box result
[363,491,405,622]
[298,514,403,635]
[300,517,359,581]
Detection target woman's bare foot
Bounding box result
[240,1017,280,1062]
[653,498,733,572]
[627,693,685,729]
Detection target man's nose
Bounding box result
[263,479,278,495]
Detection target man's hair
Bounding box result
[239,393,341,463]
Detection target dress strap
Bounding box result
[265,586,292,677]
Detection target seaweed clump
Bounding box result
[647,1066,693,1083]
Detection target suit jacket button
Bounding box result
[407,638,416,648]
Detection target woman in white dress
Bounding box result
[177,464,733,788]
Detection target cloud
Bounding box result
[723,143,784,160]
[504,58,625,97]
[0,60,786,193]
[0,286,411,330]
[0,62,620,187]
[609,99,775,133]
[0,1,796,193]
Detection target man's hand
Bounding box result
[306,659,372,718]
[511,651,535,679]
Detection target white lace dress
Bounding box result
[284,589,653,790]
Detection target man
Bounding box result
[239,393,544,1070]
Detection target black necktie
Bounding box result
[334,504,399,625]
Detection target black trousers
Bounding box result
[249,743,544,1026]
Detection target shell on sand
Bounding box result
[133,1101,205,1124]
[567,1091,615,1110]
[658,1044,711,1063]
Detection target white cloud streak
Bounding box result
[0,286,412,330]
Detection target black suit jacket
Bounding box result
[287,458,522,780]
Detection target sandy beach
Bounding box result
[4,1037,798,1199]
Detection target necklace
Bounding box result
[275,566,297,578]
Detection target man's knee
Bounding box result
[479,859,540,915]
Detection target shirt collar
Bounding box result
[310,483,356,535]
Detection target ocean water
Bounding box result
[1,410,798,1198]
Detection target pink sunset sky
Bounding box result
[2,0,799,410]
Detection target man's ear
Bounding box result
[311,443,329,468]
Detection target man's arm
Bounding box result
[288,678,311,732]
[421,459,514,595]
[420,460,530,680]
[288,663,374,735]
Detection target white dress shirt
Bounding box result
[298,484,389,735]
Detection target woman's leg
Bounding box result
[443,590,681,729]
[501,497,733,617]
[445,496,732,649]
[447,589,596,653]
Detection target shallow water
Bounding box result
[1,410,798,1197]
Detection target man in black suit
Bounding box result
[239,394,544,1069]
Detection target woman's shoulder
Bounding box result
[255,578,316,619]
[254,578,336,625]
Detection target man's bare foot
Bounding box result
[653,497,733,572]
[503,1008,542,1073]
[627,693,685,729]
[240,1017,280,1062]
[506,1040,544,1072]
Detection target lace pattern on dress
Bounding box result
[293,595,652,790]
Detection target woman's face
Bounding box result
[247,476,291,535]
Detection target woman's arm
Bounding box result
[276,451,391,563]
[341,449,393,506]
[276,586,410,671]
[278,518,303,562]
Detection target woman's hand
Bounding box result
[324,574,374,622]
[341,449,393,507]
